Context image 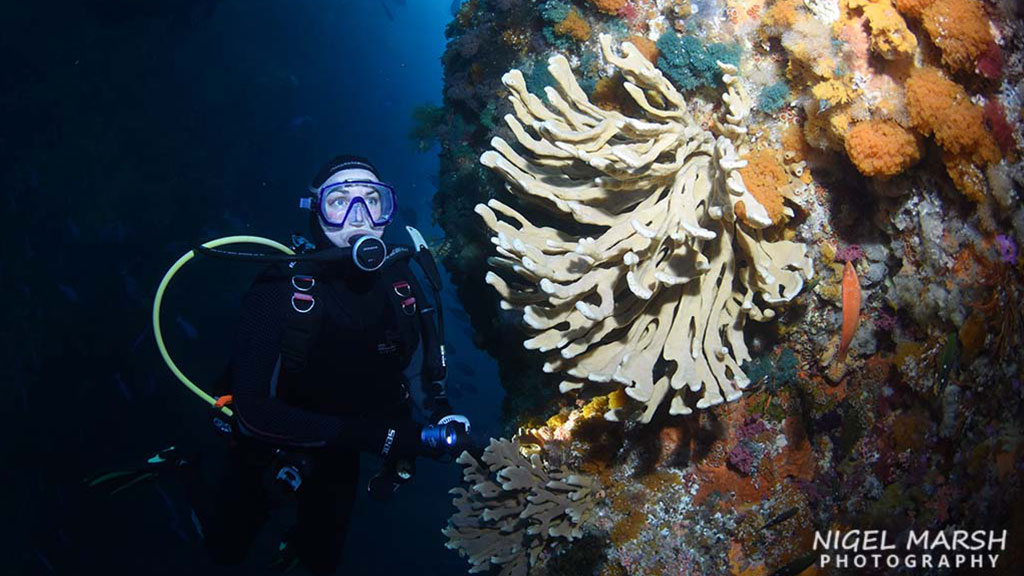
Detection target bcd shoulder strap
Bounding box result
[279,259,324,373]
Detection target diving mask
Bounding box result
[307,180,397,229]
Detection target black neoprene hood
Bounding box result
[310,154,381,189]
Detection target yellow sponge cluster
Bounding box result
[848,0,918,59]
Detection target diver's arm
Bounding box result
[408,267,473,437]
[230,268,415,456]
[407,267,449,414]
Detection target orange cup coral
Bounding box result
[555,8,591,42]
[738,149,792,225]
[845,119,923,178]
[905,66,1001,200]
[921,0,993,74]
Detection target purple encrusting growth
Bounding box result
[738,417,767,439]
[995,234,1018,264]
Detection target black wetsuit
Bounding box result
[185,250,447,574]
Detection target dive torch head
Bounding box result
[420,422,465,453]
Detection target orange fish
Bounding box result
[837,261,861,363]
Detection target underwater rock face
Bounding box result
[433,0,1024,574]
[475,35,813,421]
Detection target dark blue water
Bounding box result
[1,1,500,574]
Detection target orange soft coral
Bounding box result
[905,67,1001,200]
[905,66,961,133]
[944,155,989,203]
[628,35,659,64]
[845,119,923,177]
[554,8,591,42]
[738,150,790,225]
[588,0,628,14]
[762,0,805,29]
[905,67,999,163]
[893,0,935,18]
[921,0,993,74]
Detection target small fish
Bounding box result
[453,362,476,377]
[760,506,798,531]
[380,0,394,21]
[58,284,78,302]
[176,314,199,340]
[34,549,56,574]
[446,340,458,355]
[121,269,143,304]
[399,206,419,227]
[169,523,191,542]
[200,225,221,240]
[155,483,174,508]
[448,305,470,324]
[99,221,126,244]
[770,552,819,576]
[286,115,312,131]
[115,372,133,401]
[155,483,181,524]
[132,327,149,353]
[836,260,860,363]
[936,332,960,388]
[222,211,247,231]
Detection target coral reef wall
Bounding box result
[429,0,1024,574]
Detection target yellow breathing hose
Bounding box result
[152,236,295,417]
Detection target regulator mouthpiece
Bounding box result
[351,235,387,271]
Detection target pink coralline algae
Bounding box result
[984,100,1017,155]
[728,443,756,475]
[874,308,898,331]
[835,244,864,262]
[977,43,1004,80]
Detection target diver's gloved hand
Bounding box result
[429,397,471,436]
[378,419,426,460]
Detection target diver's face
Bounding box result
[318,168,386,249]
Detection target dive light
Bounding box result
[420,422,464,452]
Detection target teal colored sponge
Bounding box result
[655,31,741,91]
[758,81,791,114]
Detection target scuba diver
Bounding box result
[90,155,470,574]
